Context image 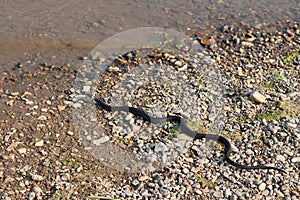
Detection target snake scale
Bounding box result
[94,96,285,173]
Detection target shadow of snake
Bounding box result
[94,96,286,173]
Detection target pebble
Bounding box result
[224,189,232,197]
[250,91,266,103]
[57,105,66,111]
[276,155,286,162]
[41,108,47,112]
[72,103,81,108]
[63,100,73,105]
[82,85,90,93]
[291,157,300,163]
[242,41,254,46]
[213,191,223,198]
[138,176,149,181]
[174,60,184,67]
[259,182,266,191]
[28,192,35,200]
[6,100,14,106]
[268,124,280,134]
[132,179,140,187]
[10,92,19,96]
[37,115,47,121]
[182,168,189,174]
[66,131,74,136]
[154,142,168,152]
[17,148,27,154]
[93,136,110,145]
[61,173,70,181]
[31,174,44,181]
[25,100,34,105]
[35,140,44,147]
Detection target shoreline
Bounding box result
[0,21,299,199]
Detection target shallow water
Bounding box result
[0,0,299,65]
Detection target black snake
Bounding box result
[94,96,286,173]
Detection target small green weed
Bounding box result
[283,51,300,63]
[195,175,216,189]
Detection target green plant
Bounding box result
[256,111,283,121]
[283,51,300,63]
[265,70,286,92]
[169,125,180,139]
[195,175,216,189]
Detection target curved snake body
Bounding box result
[94,97,285,173]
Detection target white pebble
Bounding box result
[31,174,44,181]
[35,140,44,147]
[93,136,110,145]
[154,142,168,152]
[276,155,285,162]
[291,157,300,163]
[17,148,27,154]
[259,182,266,191]
[250,91,266,103]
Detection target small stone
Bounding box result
[138,176,149,182]
[237,67,244,76]
[225,189,232,197]
[213,191,223,198]
[178,64,188,71]
[154,142,168,152]
[63,100,73,105]
[35,140,44,147]
[259,182,266,191]
[262,189,269,196]
[61,173,70,181]
[6,100,14,106]
[37,115,47,121]
[17,148,27,154]
[57,105,66,111]
[22,91,32,97]
[66,131,74,136]
[25,100,34,105]
[10,92,19,96]
[276,155,285,162]
[291,157,300,163]
[250,91,266,103]
[200,38,215,45]
[6,142,19,152]
[242,41,254,47]
[41,108,48,112]
[93,136,110,145]
[92,22,99,28]
[82,85,90,93]
[32,186,43,196]
[28,192,35,200]
[46,100,52,105]
[286,122,297,129]
[182,168,189,174]
[31,174,44,181]
[132,179,140,187]
[174,60,183,67]
[72,103,81,108]
[268,124,280,134]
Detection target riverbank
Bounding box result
[0,21,299,199]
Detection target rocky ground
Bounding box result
[0,21,299,199]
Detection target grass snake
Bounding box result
[94,96,286,173]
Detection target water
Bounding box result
[0,0,299,65]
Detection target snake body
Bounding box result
[94,97,285,173]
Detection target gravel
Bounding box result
[0,21,299,199]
